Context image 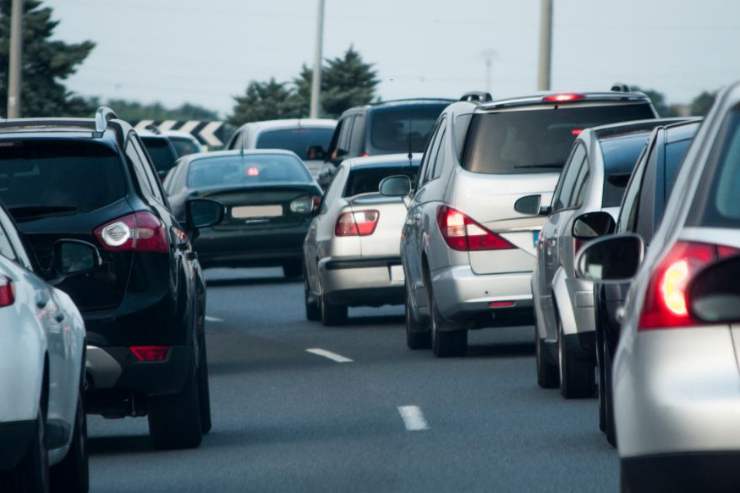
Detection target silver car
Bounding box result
[577,81,740,491]
[532,119,677,397]
[384,90,657,357]
[303,154,420,325]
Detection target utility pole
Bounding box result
[7,0,23,118]
[309,0,325,119]
[537,0,552,91]
[481,50,497,94]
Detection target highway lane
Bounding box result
[88,268,618,492]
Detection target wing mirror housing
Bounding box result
[186,198,224,232]
[514,194,550,216]
[572,211,616,240]
[689,255,740,323]
[379,175,412,197]
[575,233,644,282]
[52,240,102,278]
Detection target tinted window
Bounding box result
[188,154,312,189]
[343,164,419,197]
[553,144,586,211]
[256,127,335,160]
[141,136,178,173]
[462,103,655,173]
[664,138,692,196]
[369,104,448,153]
[0,140,126,219]
[169,137,201,157]
[600,134,650,207]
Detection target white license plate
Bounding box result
[232,205,282,219]
[390,265,405,282]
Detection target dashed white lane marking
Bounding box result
[305,348,353,363]
[205,316,223,323]
[398,405,429,431]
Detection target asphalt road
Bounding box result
[88,268,618,492]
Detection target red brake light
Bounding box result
[639,241,740,330]
[0,276,15,307]
[94,211,169,253]
[129,345,170,362]
[489,301,515,309]
[436,206,515,252]
[246,166,259,176]
[335,210,379,237]
[571,128,583,136]
[543,93,585,103]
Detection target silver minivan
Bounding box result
[382,90,657,357]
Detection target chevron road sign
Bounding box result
[133,120,229,147]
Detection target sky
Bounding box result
[47,0,740,117]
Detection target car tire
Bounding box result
[50,387,88,493]
[557,319,595,399]
[8,410,50,493]
[304,276,321,322]
[405,284,430,350]
[282,260,303,279]
[429,292,466,358]
[320,294,347,326]
[535,330,558,389]
[148,365,203,450]
[604,341,617,447]
[197,332,212,435]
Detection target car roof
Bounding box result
[162,130,200,141]
[663,119,703,144]
[181,148,301,164]
[238,118,337,131]
[0,117,124,147]
[340,98,454,117]
[343,153,422,170]
[589,117,694,141]
[478,91,652,112]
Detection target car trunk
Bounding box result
[347,193,406,258]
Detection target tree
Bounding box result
[107,99,219,122]
[632,86,676,117]
[0,0,95,117]
[690,91,716,116]
[228,78,300,126]
[321,46,379,118]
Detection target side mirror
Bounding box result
[52,240,102,277]
[514,194,543,216]
[572,211,615,240]
[575,233,644,282]
[186,198,224,231]
[689,255,740,323]
[379,175,412,197]
[306,145,326,161]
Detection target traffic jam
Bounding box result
[1,2,739,493]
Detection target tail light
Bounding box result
[335,210,379,236]
[638,241,739,330]
[436,206,515,252]
[94,211,169,253]
[290,195,322,214]
[0,276,15,307]
[129,345,170,362]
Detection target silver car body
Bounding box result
[608,82,740,484]
[304,154,421,309]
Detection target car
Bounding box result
[532,118,678,398]
[163,130,205,157]
[0,205,88,492]
[138,129,180,179]
[303,153,421,325]
[318,98,453,188]
[586,119,700,445]
[383,88,658,357]
[164,149,322,277]
[575,82,740,491]
[226,118,336,179]
[0,107,223,450]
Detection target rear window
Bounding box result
[141,137,178,173]
[169,137,201,158]
[369,104,448,153]
[255,127,334,160]
[0,140,126,218]
[188,154,312,189]
[462,103,655,174]
[343,164,419,197]
[600,133,650,207]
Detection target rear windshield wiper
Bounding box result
[8,205,79,221]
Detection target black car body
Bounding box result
[140,133,180,180]
[592,119,701,445]
[165,149,323,277]
[0,108,222,449]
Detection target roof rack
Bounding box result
[611,83,631,92]
[94,106,118,136]
[460,91,493,103]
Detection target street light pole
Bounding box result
[309,0,325,119]
[7,0,23,118]
[537,0,552,91]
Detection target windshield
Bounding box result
[369,104,448,153]
[0,140,126,218]
[169,136,202,157]
[188,154,313,189]
[343,163,419,197]
[600,133,651,207]
[255,127,334,160]
[142,136,178,173]
[462,103,656,174]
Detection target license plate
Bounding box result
[232,205,282,219]
[390,265,405,282]
[533,230,540,248]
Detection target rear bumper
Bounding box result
[432,265,534,328]
[621,452,740,493]
[195,225,308,268]
[319,256,405,307]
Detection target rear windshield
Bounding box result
[0,140,126,219]
[169,137,201,158]
[141,137,178,173]
[600,133,650,207]
[462,103,655,174]
[188,154,312,189]
[343,164,419,197]
[370,104,448,153]
[256,127,334,160]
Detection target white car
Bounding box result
[0,205,88,492]
[163,130,205,157]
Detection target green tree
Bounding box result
[107,99,219,122]
[0,0,95,117]
[632,86,676,117]
[321,46,379,117]
[228,78,299,126]
[690,91,716,116]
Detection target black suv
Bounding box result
[139,130,180,180]
[0,108,223,449]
